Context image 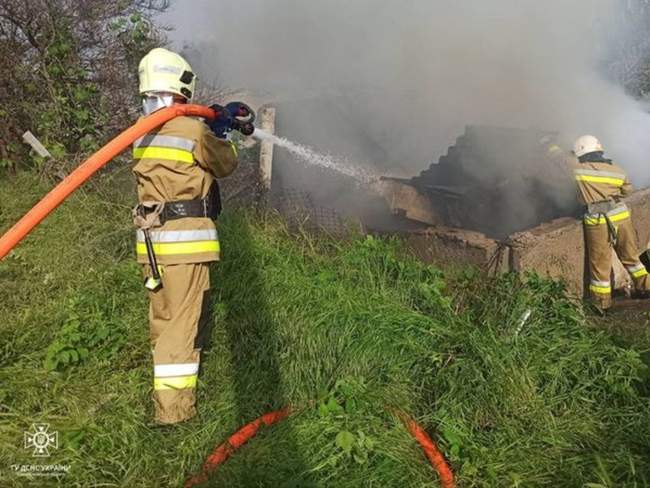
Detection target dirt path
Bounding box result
[589,300,650,360]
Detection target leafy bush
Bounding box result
[0,0,168,171]
[44,294,128,371]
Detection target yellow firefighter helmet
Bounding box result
[138,48,196,100]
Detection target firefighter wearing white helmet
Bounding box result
[569,135,650,311]
[132,47,241,424]
[573,135,604,158]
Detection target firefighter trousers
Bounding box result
[584,214,650,309]
[143,263,212,424]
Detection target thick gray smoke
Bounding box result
[161,0,650,188]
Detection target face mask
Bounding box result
[142,94,175,115]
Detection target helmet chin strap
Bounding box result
[142,93,176,115]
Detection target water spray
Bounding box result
[253,129,380,185]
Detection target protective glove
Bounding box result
[208,102,256,138]
[207,104,234,139]
[225,102,252,119]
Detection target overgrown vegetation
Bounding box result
[0,0,168,171]
[0,174,649,487]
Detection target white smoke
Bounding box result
[160,0,650,185]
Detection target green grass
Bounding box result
[0,172,649,487]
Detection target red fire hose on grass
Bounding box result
[184,408,455,488]
[0,104,219,261]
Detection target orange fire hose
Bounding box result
[0,104,218,261]
[400,413,455,488]
[184,408,455,488]
[184,407,292,488]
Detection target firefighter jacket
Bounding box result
[132,115,238,264]
[570,155,634,231]
[571,157,633,207]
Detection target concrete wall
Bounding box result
[402,226,508,274]
[508,217,586,296]
[402,188,650,298]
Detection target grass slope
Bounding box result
[0,173,649,487]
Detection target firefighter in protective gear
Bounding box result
[570,135,650,310]
[535,137,581,220]
[546,143,569,164]
[133,48,239,424]
[539,135,579,168]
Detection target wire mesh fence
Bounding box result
[271,187,352,236]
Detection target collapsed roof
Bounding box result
[384,125,581,238]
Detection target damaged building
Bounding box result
[374,125,650,298]
[258,102,650,299]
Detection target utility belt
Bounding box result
[133,181,221,291]
[135,180,222,225]
[586,199,618,215]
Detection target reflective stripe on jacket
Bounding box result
[133,134,196,163]
[571,160,632,206]
[135,229,220,261]
[132,115,238,264]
